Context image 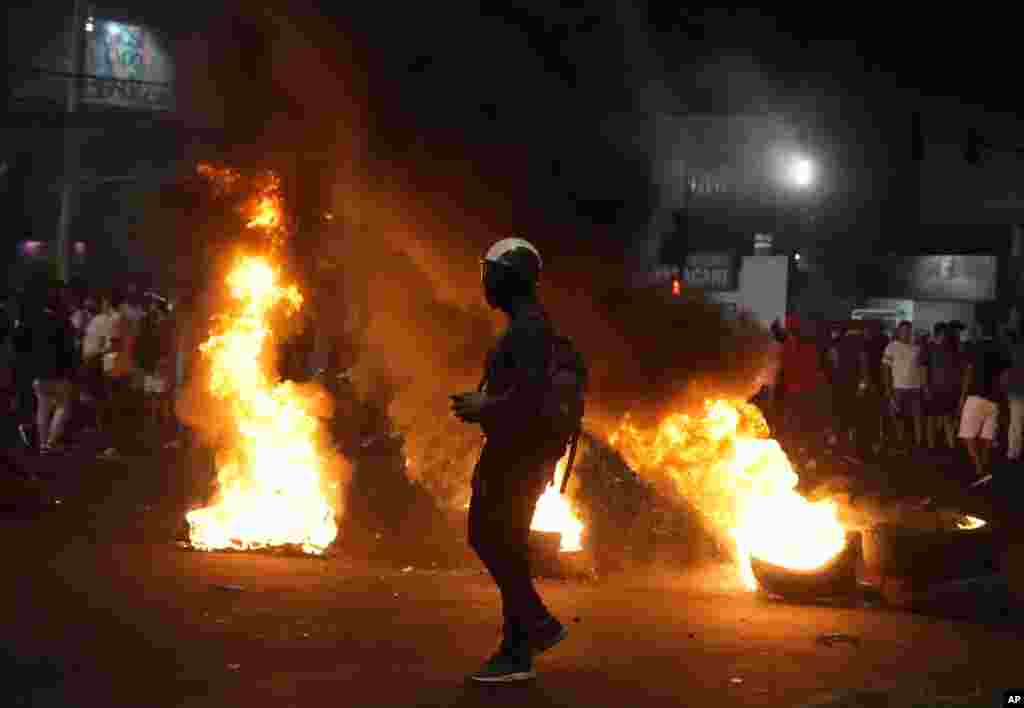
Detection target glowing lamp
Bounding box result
[786,156,815,189]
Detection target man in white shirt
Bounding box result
[82,298,113,363]
[882,320,926,452]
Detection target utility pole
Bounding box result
[55,0,86,283]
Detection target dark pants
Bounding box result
[468,442,556,655]
[782,387,829,440]
[14,364,36,425]
[832,382,859,438]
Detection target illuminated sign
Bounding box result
[83,20,174,110]
[881,255,997,303]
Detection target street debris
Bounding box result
[402,566,414,573]
[816,633,861,648]
[730,677,744,685]
[213,584,245,592]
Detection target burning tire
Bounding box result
[751,531,862,600]
[529,530,595,580]
[861,522,1003,604]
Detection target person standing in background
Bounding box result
[17,285,76,454]
[100,291,133,458]
[1002,332,1024,462]
[883,321,926,454]
[830,324,867,458]
[960,323,1009,486]
[922,323,963,452]
[780,314,828,445]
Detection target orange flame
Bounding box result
[530,453,585,552]
[609,399,845,589]
[185,166,338,555]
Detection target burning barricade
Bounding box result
[608,399,849,592]
[518,398,853,589]
[182,165,346,556]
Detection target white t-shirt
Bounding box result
[82,312,114,360]
[103,312,134,377]
[883,339,924,389]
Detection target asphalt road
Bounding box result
[2,445,1022,708]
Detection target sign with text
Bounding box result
[84,20,174,110]
[682,252,738,291]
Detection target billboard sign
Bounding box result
[83,20,174,110]
[881,255,997,302]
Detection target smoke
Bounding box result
[180,4,779,511]
[316,164,778,508]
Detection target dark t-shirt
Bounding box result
[864,333,889,390]
[832,333,865,388]
[480,302,555,448]
[924,343,962,392]
[968,339,1008,400]
[15,308,75,381]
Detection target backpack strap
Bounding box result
[558,426,581,494]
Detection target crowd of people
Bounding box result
[760,313,1024,487]
[1,278,178,467]
[6,270,1024,495]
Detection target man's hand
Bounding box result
[451,392,489,423]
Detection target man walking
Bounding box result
[451,238,580,683]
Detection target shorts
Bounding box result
[891,388,923,418]
[959,395,999,441]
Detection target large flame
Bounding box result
[609,399,846,590]
[185,165,338,555]
[530,453,585,552]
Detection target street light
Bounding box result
[785,154,815,190]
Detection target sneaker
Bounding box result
[969,474,993,488]
[18,424,33,449]
[529,617,568,656]
[470,651,535,683]
[99,447,120,460]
